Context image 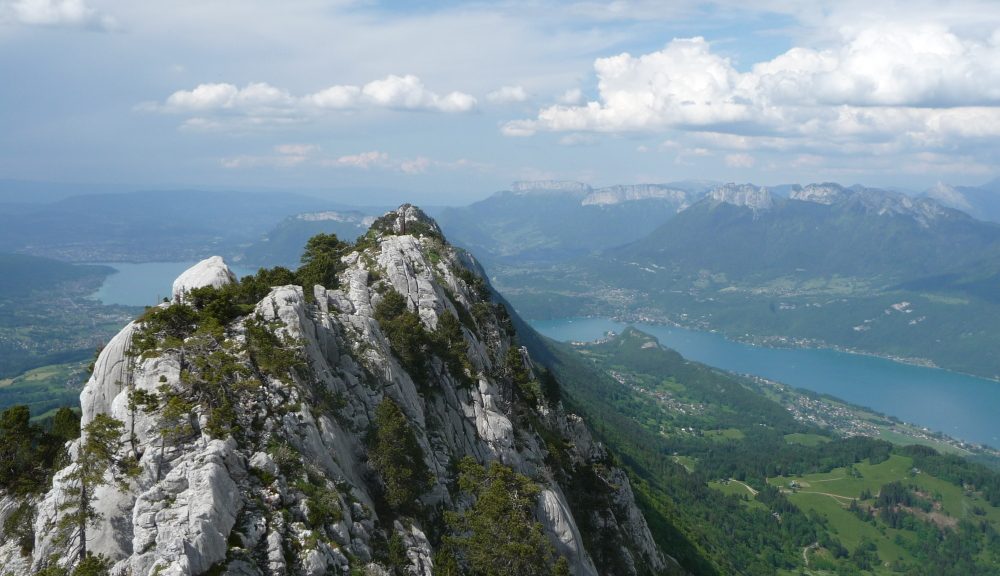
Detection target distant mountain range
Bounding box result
[436,180,715,264]
[613,182,1000,283]
[446,180,1000,379]
[925,178,1000,224]
[238,210,377,268]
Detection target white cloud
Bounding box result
[5,0,116,29]
[152,74,477,125]
[360,75,477,112]
[559,88,584,105]
[506,26,1000,149]
[487,85,529,104]
[725,153,755,168]
[331,151,391,170]
[400,156,431,174]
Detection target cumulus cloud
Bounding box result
[559,88,584,105]
[505,26,1000,148]
[151,74,477,126]
[5,0,115,29]
[486,85,529,104]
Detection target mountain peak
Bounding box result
[19,215,668,576]
[171,255,237,302]
[367,203,444,239]
[707,183,773,211]
[846,187,949,227]
[790,183,848,205]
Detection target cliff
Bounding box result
[2,205,676,576]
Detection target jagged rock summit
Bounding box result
[706,183,774,212]
[5,205,675,576]
[172,255,238,302]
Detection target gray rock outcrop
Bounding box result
[14,206,672,576]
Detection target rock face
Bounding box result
[707,183,773,212]
[510,180,593,196]
[790,183,950,227]
[172,256,237,302]
[789,183,848,205]
[582,185,690,208]
[15,206,674,576]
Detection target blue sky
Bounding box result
[2,0,999,205]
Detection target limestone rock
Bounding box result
[15,206,669,576]
[172,256,237,302]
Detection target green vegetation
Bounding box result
[374,290,431,387]
[528,327,1000,575]
[785,432,832,447]
[438,457,570,576]
[58,413,137,563]
[0,404,77,496]
[0,361,90,418]
[296,233,352,297]
[369,397,431,514]
[32,554,112,576]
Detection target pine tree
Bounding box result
[369,398,431,513]
[443,457,569,576]
[58,413,137,564]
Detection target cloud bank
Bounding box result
[505,25,1000,150]
[152,74,477,127]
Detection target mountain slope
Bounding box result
[926,179,1000,224]
[0,206,677,576]
[498,183,1000,378]
[437,181,706,265]
[239,211,377,268]
[525,327,1000,575]
[614,183,1000,283]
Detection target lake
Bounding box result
[90,261,258,307]
[529,317,1000,447]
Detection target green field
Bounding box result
[707,479,767,511]
[766,454,1000,573]
[0,361,88,418]
[704,427,745,442]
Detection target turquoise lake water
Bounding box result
[90,261,258,307]
[529,317,1000,447]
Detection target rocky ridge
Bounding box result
[581,185,689,208]
[706,183,774,212]
[4,205,674,576]
[790,183,951,227]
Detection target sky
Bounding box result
[2,0,1000,205]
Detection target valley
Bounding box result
[529,327,1000,574]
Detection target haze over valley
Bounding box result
[3,1,1000,575]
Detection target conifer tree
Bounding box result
[58,413,137,563]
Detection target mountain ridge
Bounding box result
[0,205,677,576]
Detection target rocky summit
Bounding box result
[0,205,675,576]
